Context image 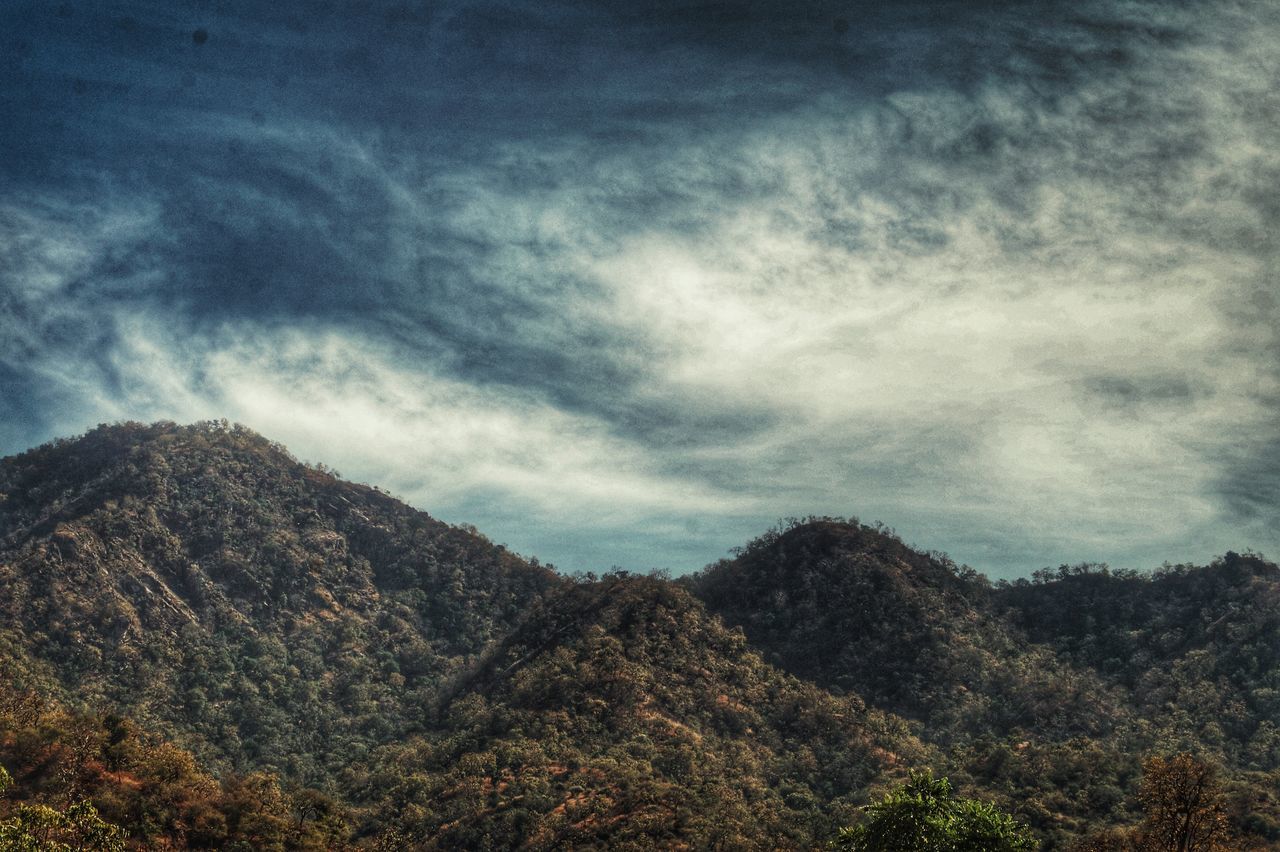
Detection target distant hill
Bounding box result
[693,519,1280,846]
[689,519,1127,741]
[995,553,1280,770]
[0,422,1277,849]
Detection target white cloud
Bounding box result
[102,320,758,528]
[3,0,1279,574]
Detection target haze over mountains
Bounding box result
[1,421,1277,849]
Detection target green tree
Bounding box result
[832,771,1037,851]
[0,801,125,852]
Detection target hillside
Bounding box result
[0,422,930,849]
[0,420,560,781]
[1,422,1278,849]
[995,556,1280,771]
[690,520,1127,741]
[350,574,929,849]
[693,520,1280,846]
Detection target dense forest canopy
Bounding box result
[1,422,1277,849]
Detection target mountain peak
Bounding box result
[691,517,1120,738]
[717,516,980,596]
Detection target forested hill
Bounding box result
[692,520,1280,845]
[689,520,1127,741]
[0,421,1277,849]
[0,421,561,779]
[692,520,1280,757]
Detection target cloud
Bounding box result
[1,0,1278,574]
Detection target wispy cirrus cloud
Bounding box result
[1,0,1277,574]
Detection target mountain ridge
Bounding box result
[1,421,1277,849]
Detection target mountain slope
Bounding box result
[996,555,1280,770]
[690,519,1280,847]
[0,420,560,780]
[0,424,935,849]
[352,573,930,850]
[689,519,1126,741]
[2,424,1278,849]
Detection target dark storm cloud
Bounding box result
[1,0,1278,574]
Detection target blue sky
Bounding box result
[2,0,1278,576]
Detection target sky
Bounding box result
[1,0,1278,577]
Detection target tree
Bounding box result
[1072,754,1236,852]
[1133,754,1232,852]
[0,801,125,852]
[831,771,1037,851]
[4,761,124,850]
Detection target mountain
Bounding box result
[995,555,1280,771]
[693,519,1280,846]
[0,420,559,782]
[690,519,1126,741]
[350,574,928,849]
[0,422,927,849]
[0,422,1277,849]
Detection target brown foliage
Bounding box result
[1133,754,1233,852]
[1073,754,1237,852]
